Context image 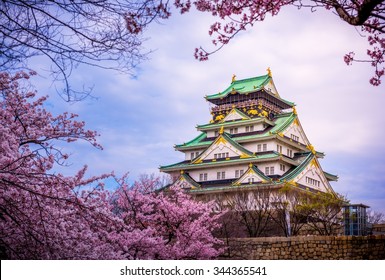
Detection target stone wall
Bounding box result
[222,235,385,260]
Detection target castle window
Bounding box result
[277,145,282,154]
[287,149,293,158]
[214,152,229,159]
[199,173,207,181]
[217,171,226,180]
[264,166,274,175]
[191,152,195,159]
[257,144,262,152]
[306,177,320,187]
[230,127,238,134]
[291,134,299,142]
[245,125,254,132]
[263,143,267,152]
[235,169,244,178]
[280,164,286,172]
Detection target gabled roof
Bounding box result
[196,115,274,131]
[160,156,256,171]
[206,74,273,99]
[280,152,314,182]
[233,164,271,185]
[175,132,207,149]
[159,150,293,172]
[177,112,296,150]
[267,112,297,135]
[191,132,255,164]
[221,107,250,122]
[205,74,294,107]
[324,171,339,181]
[280,152,337,194]
[171,172,201,189]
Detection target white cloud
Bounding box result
[29,5,385,213]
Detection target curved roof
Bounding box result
[206,74,272,99]
[205,74,294,107]
[176,112,297,150]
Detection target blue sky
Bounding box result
[30,6,385,213]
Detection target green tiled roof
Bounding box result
[180,173,201,188]
[176,112,296,150]
[266,113,296,135]
[280,152,313,182]
[230,108,251,120]
[324,171,339,181]
[219,132,255,157]
[251,165,272,181]
[206,74,271,99]
[279,153,338,183]
[175,132,207,149]
[189,182,276,194]
[160,157,255,171]
[159,151,282,171]
[233,164,272,185]
[205,74,294,107]
[196,116,271,130]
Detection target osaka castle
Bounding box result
[160,70,337,196]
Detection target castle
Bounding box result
[160,70,337,198]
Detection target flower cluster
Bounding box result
[0,72,222,259]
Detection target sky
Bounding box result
[29,5,385,214]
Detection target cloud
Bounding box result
[28,5,385,213]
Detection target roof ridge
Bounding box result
[280,152,313,181]
[221,132,254,157]
[175,132,206,148]
[231,74,269,84]
[181,172,201,188]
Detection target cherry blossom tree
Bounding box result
[112,175,223,259]
[0,1,163,100]
[0,71,223,259]
[0,71,122,259]
[126,0,385,86]
[2,1,383,94]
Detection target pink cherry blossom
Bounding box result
[0,72,223,259]
[124,0,385,85]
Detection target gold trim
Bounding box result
[267,67,272,77]
[310,158,319,168]
[293,118,299,126]
[219,126,224,135]
[240,153,251,159]
[307,144,316,155]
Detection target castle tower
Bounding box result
[160,70,337,196]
